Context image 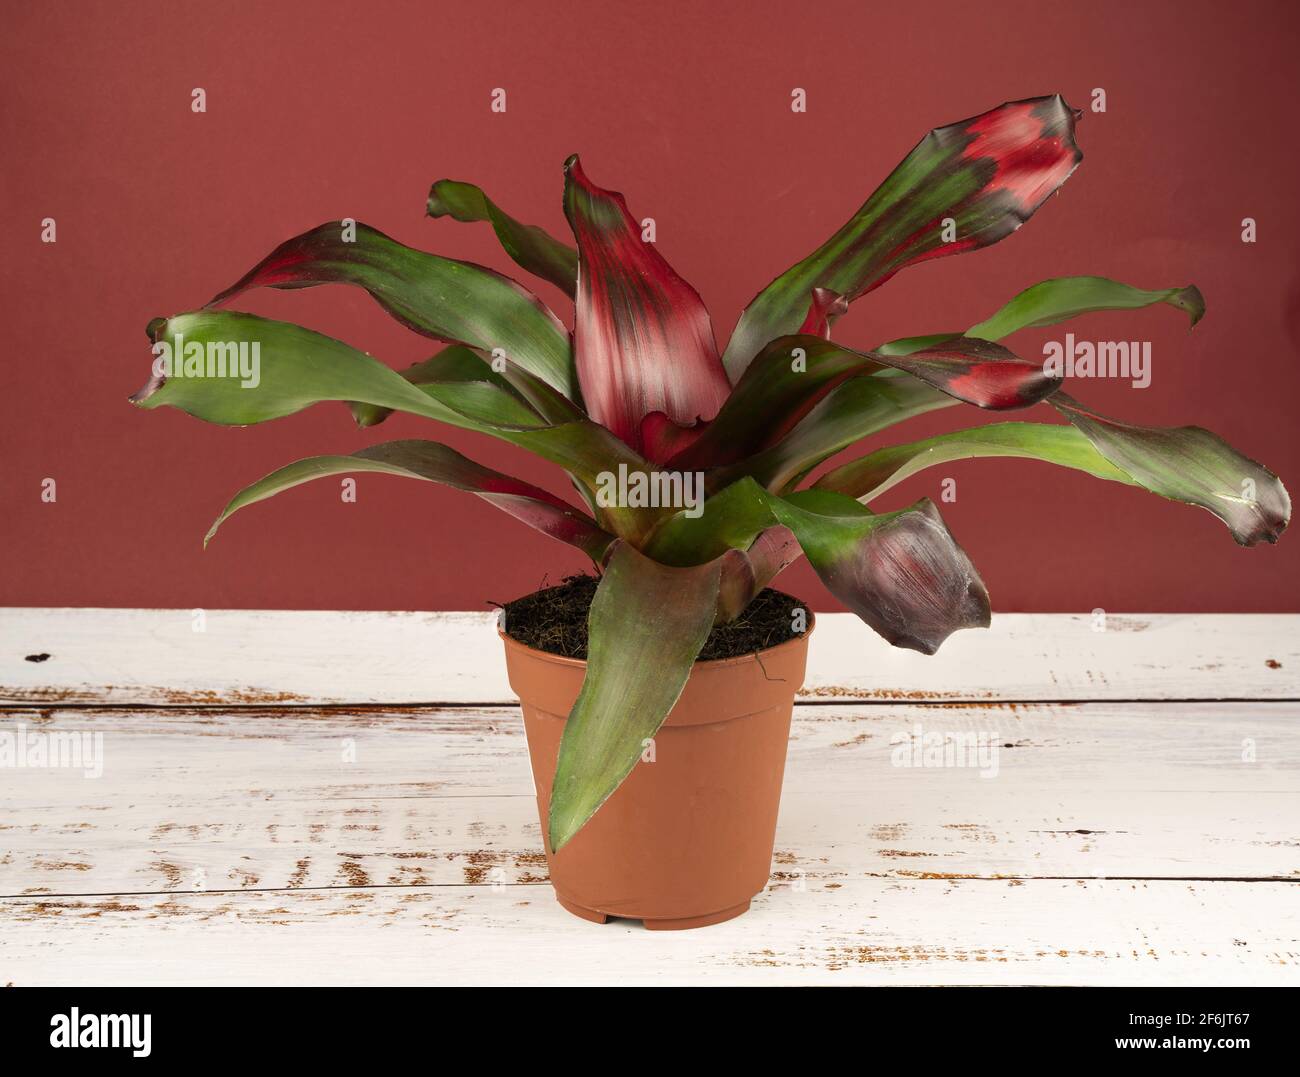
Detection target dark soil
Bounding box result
[499,575,807,661]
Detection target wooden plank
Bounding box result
[3,702,1295,898]
[2,879,1295,986]
[1,608,1297,705]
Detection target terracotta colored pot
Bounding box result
[500,617,813,930]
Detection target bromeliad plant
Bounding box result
[132,95,1289,851]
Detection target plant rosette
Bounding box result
[133,95,1289,928]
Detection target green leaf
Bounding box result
[815,421,1134,502]
[708,372,958,492]
[722,95,1082,380]
[130,310,666,544]
[348,343,583,429]
[205,439,615,563]
[875,333,963,358]
[967,276,1205,341]
[548,542,723,850]
[760,273,1210,493]
[1050,394,1290,546]
[813,401,1289,548]
[645,474,777,564]
[132,311,516,428]
[348,344,531,428]
[876,276,1205,356]
[671,334,1060,472]
[427,179,578,298]
[209,221,578,399]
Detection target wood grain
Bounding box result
[3,880,1294,986]
[2,702,1297,899]
[1,610,1296,985]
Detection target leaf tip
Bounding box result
[425,180,445,218]
[426,178,472,220]
[130,320,169,405]
[547,807,580,854]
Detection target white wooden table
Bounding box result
[1,609,1296,985]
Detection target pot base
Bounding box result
[556,894,751,931]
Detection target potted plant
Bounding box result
[131,94,1289,929]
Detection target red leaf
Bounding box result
[563,156,732,455]
[797,288,849,338]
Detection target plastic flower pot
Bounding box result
[500,616,813,930]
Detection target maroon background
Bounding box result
[2,0,1297,613]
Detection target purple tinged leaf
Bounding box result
[1051,394,1291,546]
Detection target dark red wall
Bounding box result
[3,0,1297,613]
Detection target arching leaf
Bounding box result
[723,95,1082,379]
[206,439,615,563]
[427,178,578,297]
[208,221,577,399]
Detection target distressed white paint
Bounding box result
[0,610,1296,986]
[1,703,1297,898]
[2,880,1295,986]
[1,608,1296,704]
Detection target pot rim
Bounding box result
[496,608,815,671]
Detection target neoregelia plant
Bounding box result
[131,95,1290,850]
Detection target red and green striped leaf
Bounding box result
[205,439,615,563]
[748,272,1207,494]
[208,221,577,399]
[798,287,849,338]
[723,95,1082,379]
[637,410,708,463]
[709,372,958,493]
[427,179,578,298]
[563,155,732,459]
[676,334,1057,475]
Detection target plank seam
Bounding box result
[1,697,1297,712]
[7,875,1299,902]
